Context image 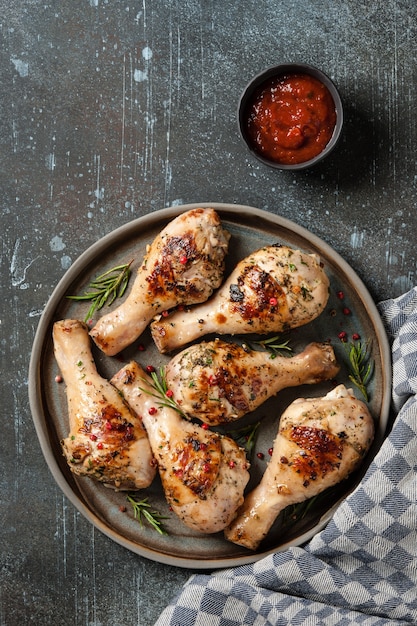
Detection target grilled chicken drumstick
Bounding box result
[111,361,250,534]
[225,385,374,550]
[53,319,156,490]
[151,245,330,353]
[165,340,340,425]
[90,207,230,356]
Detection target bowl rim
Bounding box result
[238,62,344,170]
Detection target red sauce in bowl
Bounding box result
[245,73,337,165]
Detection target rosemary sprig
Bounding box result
[344,340,373,402]
[280,494,322,524]
[226,422,260,457]
[126,494,169,535]
[139,368,187,417]
[68,261,132,322]
[245,335,293,359]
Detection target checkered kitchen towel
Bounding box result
[154,288,417,625]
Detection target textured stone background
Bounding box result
[2,1,417,624]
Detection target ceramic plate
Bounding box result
[29,203,391,568]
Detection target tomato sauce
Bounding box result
[245,73,337,165]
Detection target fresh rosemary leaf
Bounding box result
[67,261,132,322]
[280,493,321,524]
[246,335,292,358]
[344,340,373,402]
[139,368,187,417]
[226,422,260,456]
[126,494,169,535]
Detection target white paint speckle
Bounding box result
[61,255,72,269]
[142,46,153,61]
[11,58,29,77]
[350,227,365,249]
[10,238,39,287]
[134,69,148,82]
[50,235,65,252]
[386,251,398,266]
[46,153,56,171]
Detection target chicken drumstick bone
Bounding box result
[225,385,374,550]
[90,207,230,356]
[53,319,156,490]
[165,339,340,425]
[151,245,330,353]
[111,361,250,533]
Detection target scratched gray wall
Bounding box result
[2,1,417,625]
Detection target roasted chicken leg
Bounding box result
[225,385,374,550]
[165,340,340,425]
[90,207,230,356]
[111,361,250,533]
[151,245,330,353]
[53,319,156,490]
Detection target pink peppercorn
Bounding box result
[148,407,157,415]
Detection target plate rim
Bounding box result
[28,202,392,569]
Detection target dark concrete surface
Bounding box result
[2,1,417,624]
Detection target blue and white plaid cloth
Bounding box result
[155,288,417,625]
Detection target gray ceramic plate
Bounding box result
[29,203,391,569]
